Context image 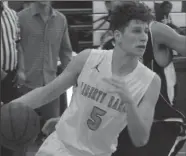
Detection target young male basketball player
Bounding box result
[98,2,186,156]
[13,2,160,156]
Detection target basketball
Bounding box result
[0,102,40,151]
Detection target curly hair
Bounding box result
[109,1,154,32]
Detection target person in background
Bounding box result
[1,1,25,104]
[155,1,181,106]
[17,1,72,128]
[1,1,25,156]
[156,1,180,32]
[22,1,33,9]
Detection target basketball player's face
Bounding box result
[115,20,149,57]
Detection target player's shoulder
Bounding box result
[141,62,160,85]
[88,49,111,64]
[150,21,171,37]
[138,62,161,95]
[150,21,167,30]
[89,48,110,57]
[75,49,110,69]
[138,62,157,79]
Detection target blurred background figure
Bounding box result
[156,1,173,24]
[1,1,25,156]
[17,0,72,142]
[22,1,33,9]
[1,1,25,104]
[156,1,181,33]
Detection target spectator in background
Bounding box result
[1,1,25,156]
[22,1,33,9]
[1,1,25,104]
[156,1,173,24]
[18,1,72,129]
[156,1,180,33]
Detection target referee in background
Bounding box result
[1,1,25,155]
[1,1,25,104]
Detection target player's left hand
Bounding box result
[102,78,134,104]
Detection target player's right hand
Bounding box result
[42,117,60,136]
[103,78,134,104]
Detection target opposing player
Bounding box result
[13,2,160,156]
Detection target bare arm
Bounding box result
[13,49,91,109]
[151,22,186,57]
[126,74,161,147]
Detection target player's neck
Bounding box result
[112,47,138,77]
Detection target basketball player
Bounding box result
[12,2,161,156]
[98,2,186,156]
[40,7,186,156]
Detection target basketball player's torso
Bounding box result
[56,49,156,156]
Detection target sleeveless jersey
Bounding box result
[56,49,156,156]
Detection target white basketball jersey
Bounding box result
[56,49,156,156]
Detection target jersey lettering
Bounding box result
[87,106,107,131]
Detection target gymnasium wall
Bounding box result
[93,0,186,46]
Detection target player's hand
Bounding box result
[102,78,134,104]
[42,117,60,136]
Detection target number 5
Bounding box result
[87,106,107,131]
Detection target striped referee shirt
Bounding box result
[1,3,20,71]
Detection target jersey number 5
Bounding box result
[87,106,107,131]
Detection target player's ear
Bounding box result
[114,30,122,43]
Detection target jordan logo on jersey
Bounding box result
[92,57,104,72]
[81,82,126,113]
[94,63,100,72]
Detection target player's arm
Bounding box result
[151,22,186,57]
[13,49,91,109]
[126,74,161,147]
